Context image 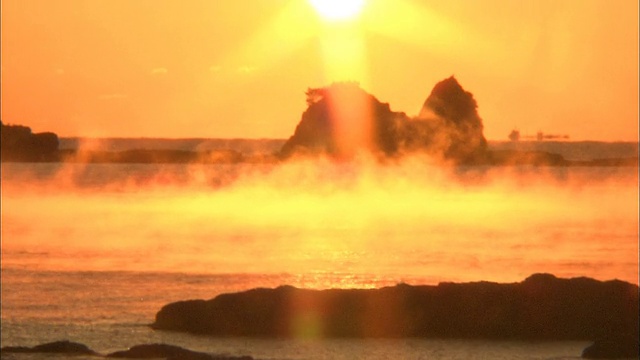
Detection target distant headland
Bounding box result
[2,77,638,166]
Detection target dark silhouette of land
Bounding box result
[4,273,637,359]
[1,341,253,360]
[582,334,640,359]
[2,77,638,166]
[280,77,488,163]
[1,121,59,162]
[151,274,638,349]
[3,336,638,359]
[107,344,252,360]
[1,340,98,356]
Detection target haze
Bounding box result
[2,0,638,141]
[2,160,637,285]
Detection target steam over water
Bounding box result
[1,156,638,359]
[2,160,637,285]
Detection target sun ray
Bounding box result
[362,0,509,70]
[310,4,373,157]
[222,1,319,72]
[318,22,370,86]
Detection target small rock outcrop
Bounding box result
[581,334,640,359]
[107,343,252,360]
[280,77,489,164]
[152,274,639,341]
[1,121,60,162]
[1,341,253,360]
[0,340,98,355]
[415,76,488,163]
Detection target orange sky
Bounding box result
[1,0,638,141]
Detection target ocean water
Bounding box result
[1,146,638,359]
[1,268,595,360]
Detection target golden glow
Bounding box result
[226,2,318,71]
[306,0,373,153]
[309,0,365,21]
[2,162,638,285]
[362,1,507,71]
[318,22,369,86]
[325,84,374,157]
[0,0,637,140]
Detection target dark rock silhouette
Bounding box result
[415,76,488,163]
[280,82,410,159]
[1,121,60,162]
[0,340,98,355]
[280,77,489,163]
[0,121,252,164]
[107,343,253,360]
[152,274,639,341]
[581,334,640,359]
[1,341,253,360]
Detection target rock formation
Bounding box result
[279,77,489,164]
[581,334,640,359]
[280,83,409,159]
[107,343,253,360]
[152,274,639,341]
[1,121,60,162]
[1,340,98,355]
[416,76,488,163]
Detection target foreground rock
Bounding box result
[1,341,253,360]
[581,334,640,359]
[1,340,98,355]
[107,343,253,360]
[153,273,639,341]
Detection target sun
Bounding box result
[309,0,365,21]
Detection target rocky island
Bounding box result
[281,77,489,164]
[2,78,638,166]
[151,274,638,344]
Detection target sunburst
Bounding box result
[309,0,365,22]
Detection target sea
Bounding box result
[1,139,638,360]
